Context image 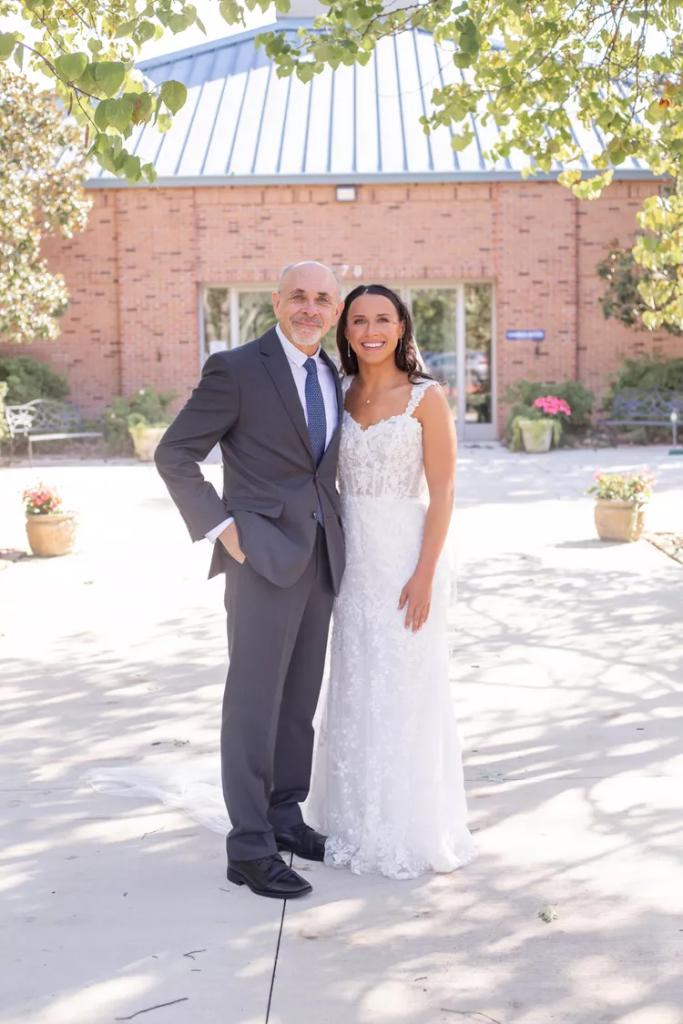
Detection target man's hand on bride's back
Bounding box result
[398,570,433,632]
[220,522,246,564]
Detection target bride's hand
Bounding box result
[398,570,433,632]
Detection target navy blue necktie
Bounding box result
[304,357,327,466]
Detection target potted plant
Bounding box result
[104,388,176,460]
[587,469,655,542]
[512,395,572,453]
[23,482,76,556]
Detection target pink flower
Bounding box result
[533,395,572,417]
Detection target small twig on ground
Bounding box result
[440,1012,503,1024]
[140,828,164,839]
[115,997,189,1020]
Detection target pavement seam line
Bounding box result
[264,852,292,1023]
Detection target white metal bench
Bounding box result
[5,399,104,461]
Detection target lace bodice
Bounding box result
[339,378,440,500]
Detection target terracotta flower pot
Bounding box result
[594,499,645,543]
[128,424,167,461]
[518,417,554,453]
[26,513,76,556]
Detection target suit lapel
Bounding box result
[259,328,314,462]
[319,347,343,422]
[318,348,343,469]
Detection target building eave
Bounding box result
[85,168,661,190]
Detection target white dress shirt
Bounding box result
[206,324,339,543]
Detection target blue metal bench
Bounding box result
[599,389,683,445]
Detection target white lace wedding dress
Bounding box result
[87,378,475,879]
[306,378,476,878]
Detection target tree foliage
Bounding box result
[2,1,683,328]
[597,241,681,336]
[0,0,272,184]
[0,63,92,343]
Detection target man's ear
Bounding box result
[271,291,280,317]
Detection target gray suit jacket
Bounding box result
[154,327,346,594]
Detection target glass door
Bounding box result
[410,287,459,416]
[407,283,494,442]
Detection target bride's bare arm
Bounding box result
[398,384,457,631]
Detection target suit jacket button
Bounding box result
[312,511,318,520]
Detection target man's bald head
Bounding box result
[277,260,341,298]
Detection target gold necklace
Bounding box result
[356,380,404,406]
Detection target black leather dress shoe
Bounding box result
[227,853,312,899]
[275,823,326,862]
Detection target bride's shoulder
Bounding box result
[408,376,444,413]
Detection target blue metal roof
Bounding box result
[87,20,649,187]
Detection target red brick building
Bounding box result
[5,14,677,440]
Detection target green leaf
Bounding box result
[130,92,153,124]
[115,19,138,38]
[451,128,474,152]
[160,79,187,114]
[55,52,88,82]
[168,12,189,33]
[296,62,316,83]
[141,162,157,183]
[108,96,134,133]
[557,169,582,188]
[123,154,141,180]
[94,61,126,98]
[135,20,156,44]
[219,0,241,23]
[94,99,113,131]
[0,32,16,60]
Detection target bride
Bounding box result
[90,283,475,881]
[307,283,475,878]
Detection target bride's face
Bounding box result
[345,295,404,367]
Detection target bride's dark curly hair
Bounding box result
[336,284,432,382]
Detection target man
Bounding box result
[155,261,345,899]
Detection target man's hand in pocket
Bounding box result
[219,521,246,564]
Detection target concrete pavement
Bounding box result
[1,445,681,1024]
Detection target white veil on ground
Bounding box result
[86,757,229,834]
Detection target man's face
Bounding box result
[272,263,343,352]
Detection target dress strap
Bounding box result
[406,378,440,417]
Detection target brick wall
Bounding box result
[1,178,673,431]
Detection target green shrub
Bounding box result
[0,356,69,405]
[603,356,683,412]
[103,387,176,455]
[504,379,594,448]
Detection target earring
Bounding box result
[346,340,351,359]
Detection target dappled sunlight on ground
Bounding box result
[1,448,681,1022]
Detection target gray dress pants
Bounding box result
[221,526,334,861]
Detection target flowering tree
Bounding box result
[2,1,683,329]
[0,64,92,343]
